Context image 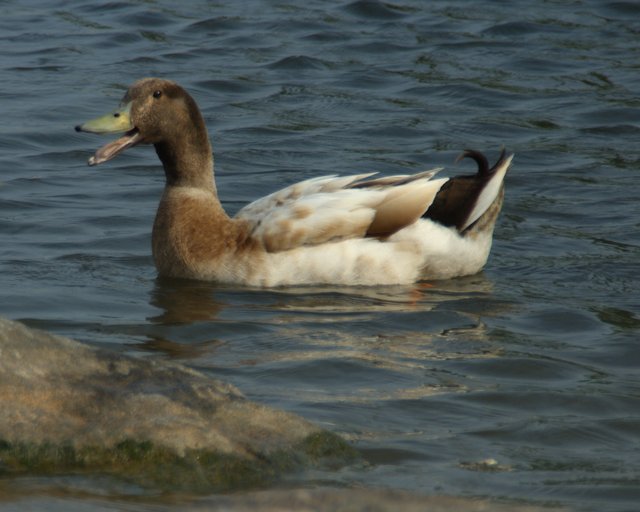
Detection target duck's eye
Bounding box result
[153,90,162,99]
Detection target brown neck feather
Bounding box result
[155,136,215,192]
[153,92,217,193]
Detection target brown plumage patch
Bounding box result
[152,188,263,279]
[121,78,216,190]
[291,205,312,220]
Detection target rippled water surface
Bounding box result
[1,1,639,510]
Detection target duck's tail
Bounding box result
[423,149,514,233]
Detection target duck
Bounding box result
[75,78,513,287]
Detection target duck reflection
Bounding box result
[147,273,499,325]
[137,277,226,359]
[149,276,225,324]
[263,273,497,316]
[139,272,503,361]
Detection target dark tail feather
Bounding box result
[455,149,490,175]
[423,149,513,232]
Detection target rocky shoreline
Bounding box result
[0,317,562,511]
[0,317,356,492]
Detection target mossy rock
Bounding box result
[0,317,360,492]
[0,434,358,492]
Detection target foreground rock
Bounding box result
[0,486,566,512]
[0,317,356,491]
[193,488,565,512]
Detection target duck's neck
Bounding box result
[154,132,217,194]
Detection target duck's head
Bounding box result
[75,78,208,167]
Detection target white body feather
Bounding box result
[252,220,493,287]
[190,216,494,287]
[196,167,502,286]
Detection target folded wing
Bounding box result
[235,171,447,252]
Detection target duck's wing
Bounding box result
[235,171,448,252]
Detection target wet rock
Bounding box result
[0,486,566,512]
[196,488,565,511]
[0,317,357,491]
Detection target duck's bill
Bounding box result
[75,102,142,166]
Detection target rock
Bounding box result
[0,486,566,512]
[0,317,357,491]
[193,488,565,511]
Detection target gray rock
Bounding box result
[0,317,356,491]
[0,487,566,512]
[194,488,566,512]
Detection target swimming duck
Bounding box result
[76,78,513,287]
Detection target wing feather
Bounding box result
[235,172,448,252]
[349,168,443,189]
[367,178,448,237]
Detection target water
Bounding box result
[0,1,639,510]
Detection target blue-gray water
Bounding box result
[1,1,639,511]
